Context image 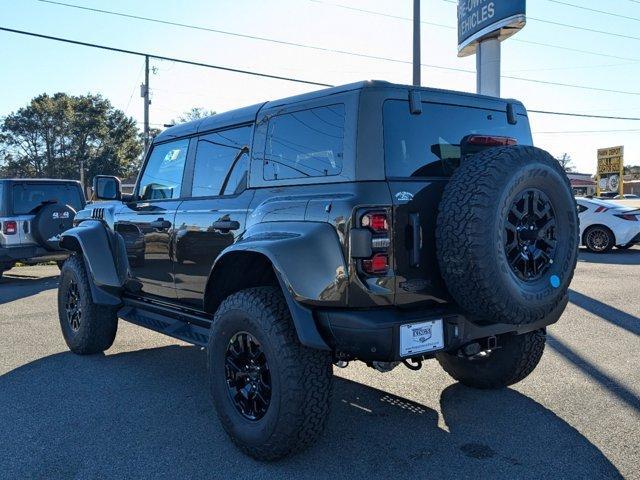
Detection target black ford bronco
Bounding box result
[57,81,578,460]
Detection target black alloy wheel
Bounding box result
[65,280,82,332]
[504,189,557,281]
[225,332,271,421]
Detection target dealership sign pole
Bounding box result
[457,1,527,97]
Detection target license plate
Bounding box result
[399,319,444,357]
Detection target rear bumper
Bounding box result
[0,245,67,266]
[315,297,567,362]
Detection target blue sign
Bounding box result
[458,0,526,56]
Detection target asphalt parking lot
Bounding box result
[0,249,638,480]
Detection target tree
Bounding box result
[624,165,640,180]
[0,93,143,187]
[556,153,574,172]
[173,107,216,124]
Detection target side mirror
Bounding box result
[93,175,121,201]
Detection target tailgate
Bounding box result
[381,94,533,307]
[388,180,451,307]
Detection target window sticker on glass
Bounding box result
[164,149,183,163]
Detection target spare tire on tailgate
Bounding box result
[436,146,578,325]
[31,202,77,251]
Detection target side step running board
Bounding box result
[118,297,212,347]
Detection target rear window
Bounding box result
[383,100,532,178]
[12,183,83,215]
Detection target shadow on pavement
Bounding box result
[0,345,622,479]
[578,247,640,265]
[547,334,639,413]
[569,289,639,336]
[0,271,59,304]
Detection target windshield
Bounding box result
[11,183,83,215]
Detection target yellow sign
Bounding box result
[596,146,624,196]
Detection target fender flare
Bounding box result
[59,220,127,306]
[208,221,349,350]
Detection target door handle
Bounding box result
[150,218,172,230]
[211,220,240,232]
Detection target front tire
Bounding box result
[57,254,118,354]
[436,330,546,389]
[584,226,615,253]
[207,287,333,461]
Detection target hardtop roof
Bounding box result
[154,80,526,143]
[0,178,82,185]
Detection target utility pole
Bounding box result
[413,0,421,86]
[141,55,150,153]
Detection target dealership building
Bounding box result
[568,172,596,196]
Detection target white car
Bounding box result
[576,197,640,253]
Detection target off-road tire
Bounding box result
[57,254,118,354]
[436,329,546,389]
[436,146,579,325]
[56,260,65,270]
[207,286,333,461]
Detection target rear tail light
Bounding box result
[362,253,389,275]
[466,135,518,147]
[614,213,638,221]
[2,220,17,235]
[361,212,388,233]
[359,210,390,275]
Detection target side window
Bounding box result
[192,126,251,197]
[222,152,249,196]
[138,139,189,200]
[577,204,588,213]
[264,104,345,180]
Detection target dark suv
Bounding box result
[57,81,578,460]
[0,178,84,277]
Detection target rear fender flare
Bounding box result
[207,221,348,350]
[217,221,348,306]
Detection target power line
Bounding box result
[528,110,640,121]
[2,26,640,122]
[311,0,640,62]
[535,128,640,134]
[504,61,638,73]
[124,62,145,115]
[528,16,640,42]
[31,0,473,76]
[442,0,640,42]
[502,75,639,96]
[307,0,452,29]
[0,27,332,87]
[22,1,640,94]
[545,1,640,22]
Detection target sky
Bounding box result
[1,0,639,174]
